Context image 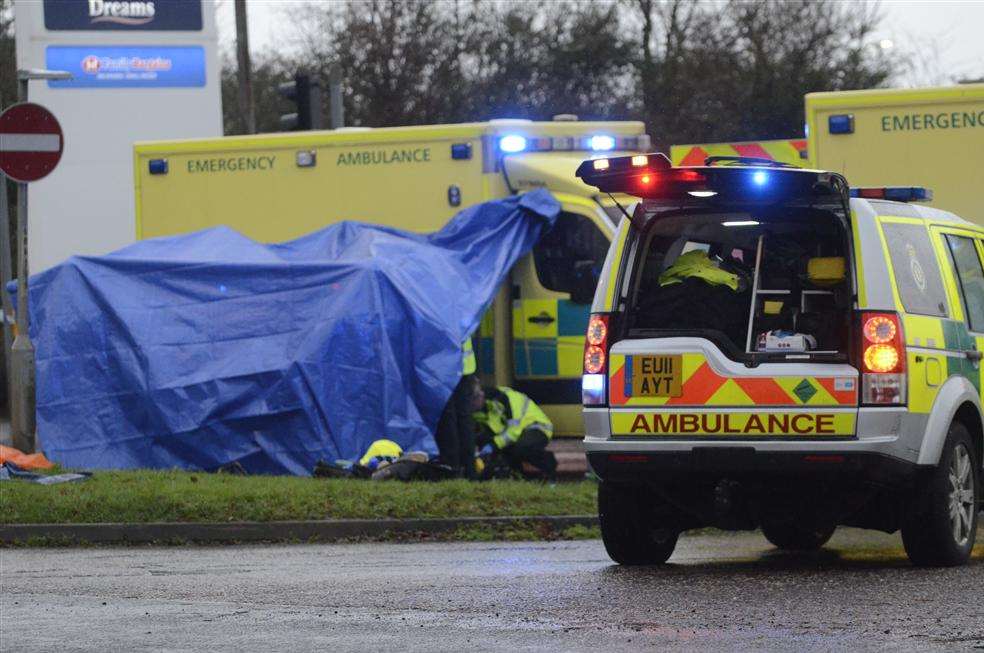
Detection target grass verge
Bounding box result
[0,470,597,525]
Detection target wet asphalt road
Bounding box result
[2,527,983,652]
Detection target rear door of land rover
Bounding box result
[606,195,861,441]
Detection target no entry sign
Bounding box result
[0,102,64,183]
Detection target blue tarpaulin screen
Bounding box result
[22,190,560,474]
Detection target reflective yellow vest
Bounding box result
[474,386,553,449]
[659,250,738,291]
[462,337,477,375]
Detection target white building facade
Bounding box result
[13,0,222,271]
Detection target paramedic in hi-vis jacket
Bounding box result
[473,383,558,480]
[435,337,479,478]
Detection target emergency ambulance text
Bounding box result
[880,110,984,132]
[336,148,431,166]
[187,156,275,174]
[628,412,838,435]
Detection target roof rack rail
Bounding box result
[704,156,798,169]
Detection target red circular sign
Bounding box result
[0,102,64,183]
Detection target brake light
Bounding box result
[583,313,611,405]
[858,311,906,405]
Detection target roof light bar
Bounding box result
[495,134,652,154]
[850,187,933,202]
[577,152,849,204]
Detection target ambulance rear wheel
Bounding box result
[902,422,979,567]
[598,481,678,565]
[760,517,835,551]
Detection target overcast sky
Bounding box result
[216,0,984,87]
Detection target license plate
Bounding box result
[629,355,683,397]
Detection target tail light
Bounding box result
[858,311,906,405]
[582,313,610,405]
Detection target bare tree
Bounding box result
[230,0,897,144]
[624,0,893,144]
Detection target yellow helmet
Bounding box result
[359,439,403,466]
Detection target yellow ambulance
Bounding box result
[670,138,808,168]
[806,83,984,222]
[132,120,650,436]
[577,153,981,567]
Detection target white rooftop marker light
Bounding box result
[499,135,527,153]
[590,135,616,151]
[688,190,718,198]
[593,158,610,171]
[722,220,760,227]
[631,155,648,167]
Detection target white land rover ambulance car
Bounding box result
[576,153,982,567]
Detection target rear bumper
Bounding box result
[583,405,924,471]
[587,449,920,486]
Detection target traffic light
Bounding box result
[278,72,323,131]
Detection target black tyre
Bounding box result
[598,481,678,565]
[760,517,836,551]
[901,422,980,567]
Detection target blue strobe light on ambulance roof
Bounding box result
[499,135,528,153]
[752,170,768,186]
[589,135,616,151]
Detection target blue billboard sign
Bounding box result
[46,46,206,88]
[44,0,202,31]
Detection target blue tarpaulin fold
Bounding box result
[20,189,560,474]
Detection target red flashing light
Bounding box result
[860,313,905,374]
[857,311,906,405]
[583,314,611,375]
[856,188,885,199]
[676,169,704,182]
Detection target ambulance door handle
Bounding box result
[528,312,555,325]
[965,349,983,362]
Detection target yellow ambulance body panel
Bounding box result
[670,138,808,168]
[133,120,649,436]
[806,84,984,223]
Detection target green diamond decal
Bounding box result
[793,379,817,403]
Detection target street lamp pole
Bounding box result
[8,69,71,453]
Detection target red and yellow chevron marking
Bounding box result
[607,353,857,407]
[670,139,808,168]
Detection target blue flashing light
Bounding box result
[450,143,472,160]
[752,170,768,186]
[148,158,168,175]
[828,114,855,135]
[499,135,527,153]
[589,135,616,151]
[885,187,931,202]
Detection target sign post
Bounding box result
[0,69,70,452]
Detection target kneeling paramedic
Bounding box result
[473,384,557,480]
